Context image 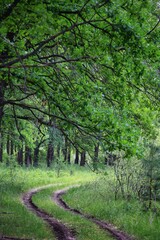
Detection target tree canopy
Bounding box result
[0,0,159,163]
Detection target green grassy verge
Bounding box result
[0,164,98,239]
[63,175,160,240]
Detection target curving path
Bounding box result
[53,186,135,240]
[21,184,135,240]
[22,184,76,240]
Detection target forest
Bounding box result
[0,0,160,239]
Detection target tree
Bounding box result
[0,0,159,166]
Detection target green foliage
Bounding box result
[0,0,159,164]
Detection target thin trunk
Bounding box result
[67,143,71,164]
[74,148,79,164]
[0,80,5,128]
[33,146,39,167]
[0,80,5,162]
[63,137,68,162]
[33,139,45,167]
[46,141,54,167]
[80,151,86,166]
[25,146,32,167]
[10,139,14,155]
[93,143,99,170]
[0,131,3,162]
[57,144,60,159]
[17,148,23,166]
[7,134,10,155]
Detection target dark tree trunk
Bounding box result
[93,143,99,170]
[17,148,23,166]
[105,153,117,166]
[74,148,79,164]
[80,151,86,166]
[0,80,5,127]
[63,137,68,162]
[10,139,14,155]
[0,80,6,162]
[7,134,10,155]
[46,141,54,167]
[67,143,71,164]
[33,139,45,167]
[25,146,32,167]
[33,145,39,167]
[57,144,60,159]
[0,131,3,162]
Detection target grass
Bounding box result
[63,175,160,240]
[32,185,113,240]
[1,163,160,240]
[0,163,113,239]
[0,164,87,239]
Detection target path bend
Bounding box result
[53,186,135,240]
[22,184,76,240]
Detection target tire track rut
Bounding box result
[53,187,135,240]
[22,185,76,240]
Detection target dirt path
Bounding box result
[53,187,135,240]
[0,237,31,240]
[22,184,76,240]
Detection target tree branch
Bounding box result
[146,19,160,35]
[0,20,92,68]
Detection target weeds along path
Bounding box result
[22,184,76,240]
[53,187,135,240]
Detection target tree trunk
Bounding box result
[80,151,86,166]
[0,80,5,127]
[33,145,39,167]
[74,148,79,164]
[67,143,71,164]
[57,144,60,159]
[10,139,14,155]
[93,143,99,170]
[33,139,45,167]
[46,141,54,167]
[7,134,10,155]
[0,80,6,162]
[25,146,32,167]
[17,148,23,166]
[63,137,68,162]
[0,131,3,162]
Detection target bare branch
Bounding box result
[146,19,160,35]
